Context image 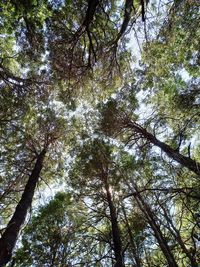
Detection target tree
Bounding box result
[0,149,46,266]
[0,0,147,89]
[69,139,125,267]
[14,192,87,267]
[0,0,200,266]
[0,96,68,266]
[99,99,200,176]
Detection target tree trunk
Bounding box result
[83,0,100,28]
[121,205,142,267]
[103,174,124,267]
[126,121,200,176]
[0,149,46,267]
[133,191,178,267]
[158,201,198,267]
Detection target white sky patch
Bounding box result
[176,68,191,82]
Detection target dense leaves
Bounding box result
[0,0,200,266]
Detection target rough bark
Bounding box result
[103,174,124,267]
[126,121,200,176]
[0,149,46,267]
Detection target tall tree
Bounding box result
[0,149,46,266]
[0,0,199,266]
[0,101,68,266]
[69,139,125,266]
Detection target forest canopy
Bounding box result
[0,0,200,266]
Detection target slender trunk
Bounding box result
[159,202,198,267]
[0,149,46,267]
[116,0,134,43]
[103,175,124,267]
[134,192,178,267]
[121,205,142,267]
[126,121,200,176]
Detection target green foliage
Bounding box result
[0,0,200,266]
[14,192,86,266]
[143,0,200,79]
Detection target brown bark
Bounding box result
[126,120,200,176]
[103,174,124,267]
[0,149,46,267]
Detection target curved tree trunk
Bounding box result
[126,121,200,176]
[0,149,46,267]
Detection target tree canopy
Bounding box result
[0,0,200,266]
